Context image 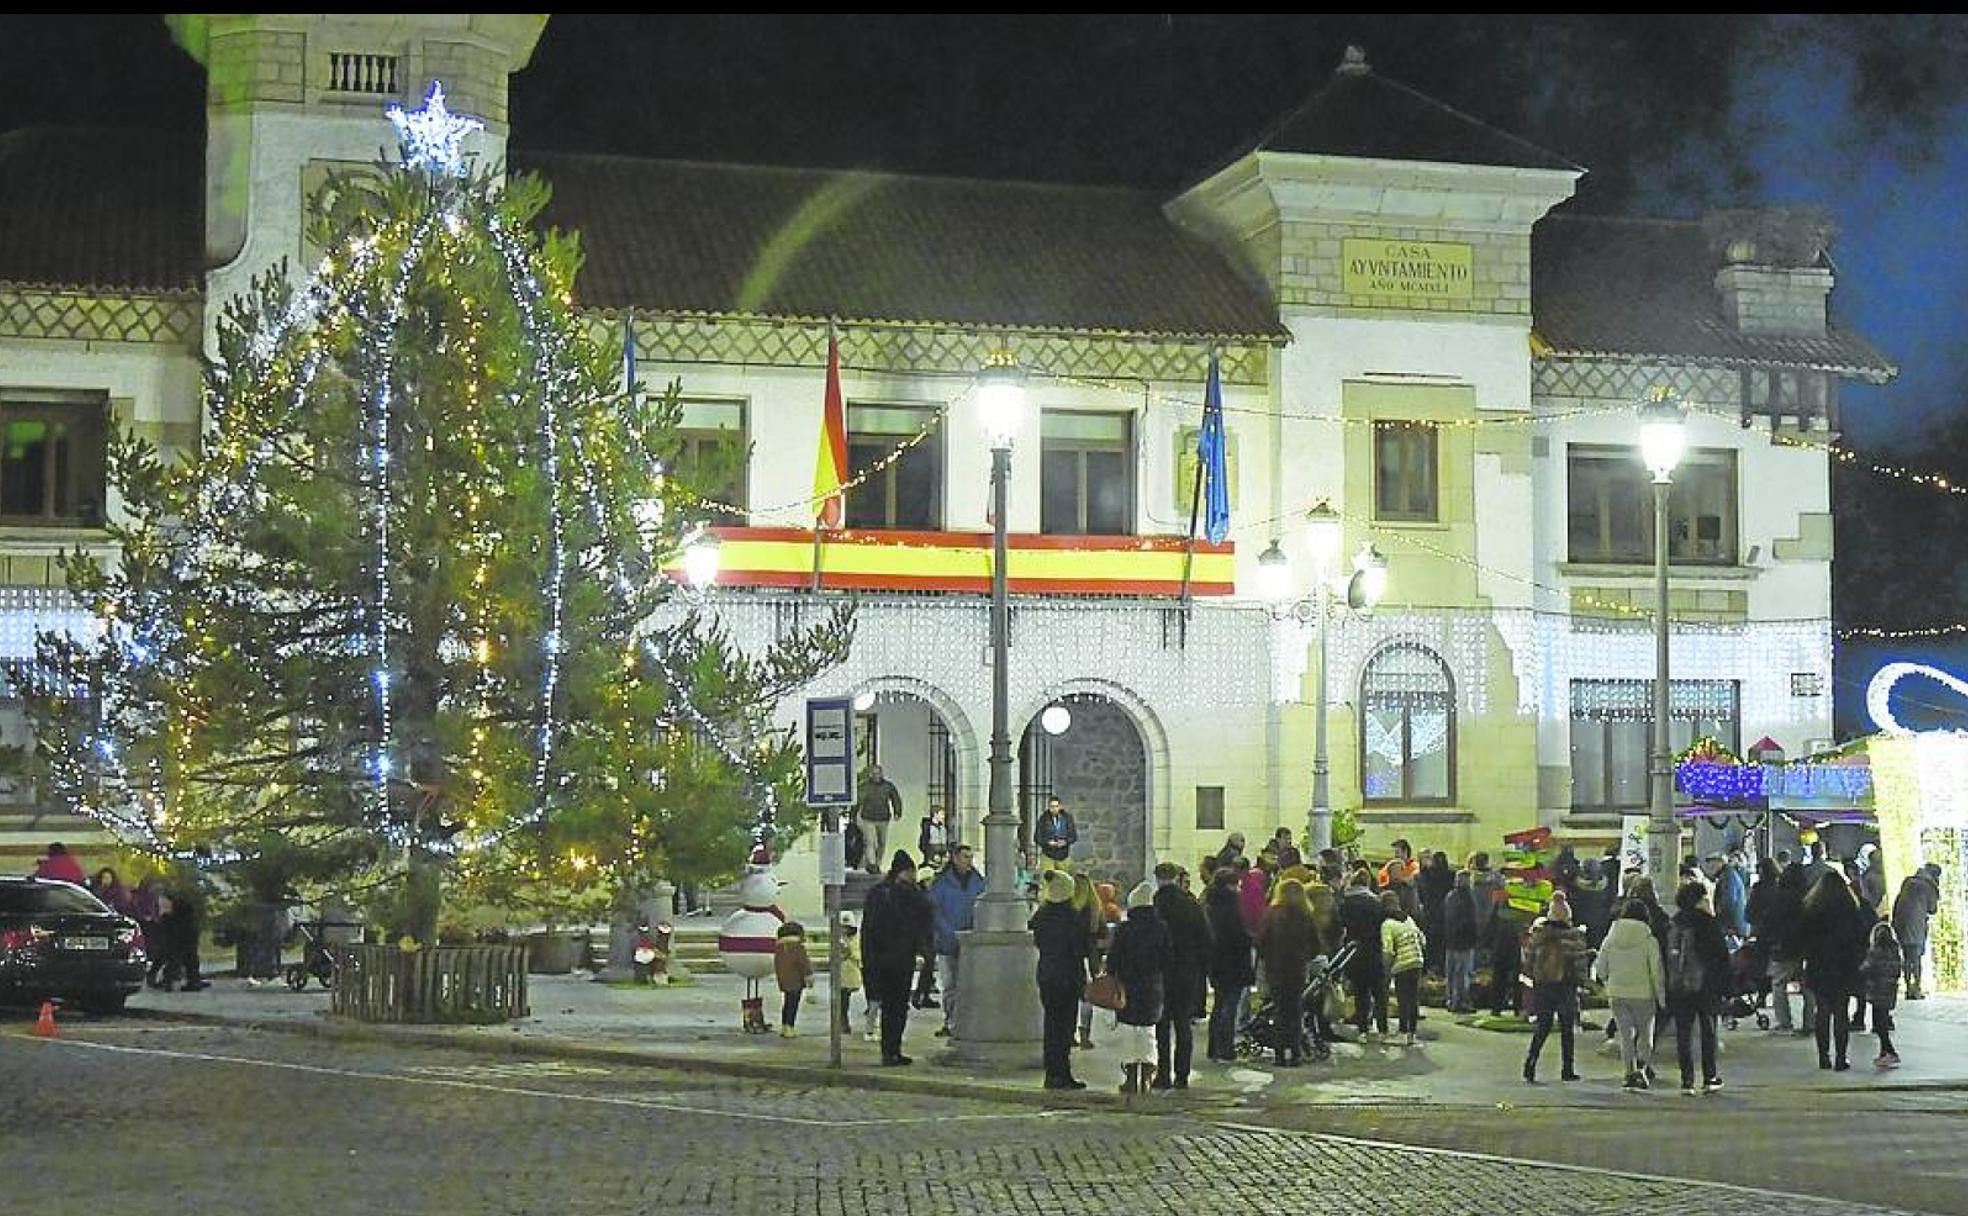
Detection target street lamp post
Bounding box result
[953,355,1039,1045]
[1639,391,1688,882]
[1262,501,1388,855]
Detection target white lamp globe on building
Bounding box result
[1040,703,1072,735]
[976,356,1029,450]
[682,529,721,590]
[1638,390,1688,483]
[852,689,878,713]
[1302,499,1343,572]
[1255,539,1292,604]
[1347,543,1389,612]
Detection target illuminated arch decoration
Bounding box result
[1864,661,1968,992]
[1868,661,1968,737]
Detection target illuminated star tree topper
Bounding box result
[387,80,484,177]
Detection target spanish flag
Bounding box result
[813,335,849,529]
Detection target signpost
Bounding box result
[805,697,855,1068]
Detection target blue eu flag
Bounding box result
[1197,353,1230,544]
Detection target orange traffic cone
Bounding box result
[31,999,57,1038]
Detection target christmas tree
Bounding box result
[21,85,851,941]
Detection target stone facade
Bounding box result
[1277,219,1531,318]
[1028,700,1147,881]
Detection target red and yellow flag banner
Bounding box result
[813,336,849,529]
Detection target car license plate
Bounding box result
[61,936,110,951]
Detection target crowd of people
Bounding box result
[843,825,1948,1097]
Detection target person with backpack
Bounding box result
[1521,892,1588,1083]
[1665,880,1731,1095]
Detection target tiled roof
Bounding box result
[1531,214,1896,380]
[513,150,1289,342]
[1222,52,1579,175]
[0,127,203,294]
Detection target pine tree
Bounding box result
[23,87,851,940]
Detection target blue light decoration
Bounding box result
[1677,760,1763,803]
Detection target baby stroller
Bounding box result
[283,917,356,991]
[1235,940,1358,1065]
[1721,933,1771,1030]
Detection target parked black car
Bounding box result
[1,877,147,1014]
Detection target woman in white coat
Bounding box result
[1593,899,1668,1090]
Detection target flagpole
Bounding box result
[1178,347,1218,610]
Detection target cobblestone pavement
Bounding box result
[0,1024,1938,1216]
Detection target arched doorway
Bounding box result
[848,681,971,858]
[1018,692,1149,883]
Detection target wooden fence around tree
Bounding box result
[331,943,530,1024]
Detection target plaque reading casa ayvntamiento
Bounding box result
[1341,238,1474,302]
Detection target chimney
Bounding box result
[1703,207,1835,339]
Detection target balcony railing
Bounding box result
[673,527,1235,597]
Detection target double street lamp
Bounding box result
[1639,390,1688,882]
[1257,500,1389,854]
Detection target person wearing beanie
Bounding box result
[1031,868,1091,1089]
[774,921,814,1037]
[1107,879,1171,1095]
[1521,891,1588,1084]
[861,850,933,1066]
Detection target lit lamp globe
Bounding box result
[1303,500,1343,573]
[852,689,877,712]
[1347,543,1389,612]
[682,530,721,590]
[1041,703,1072,735]
[976,360,1029,450]
[1638,391,1688,482]
[1255,539,1292,604]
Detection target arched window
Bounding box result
[1360,643,1455,804]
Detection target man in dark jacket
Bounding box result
[1202,868,1254,1061]
[855,765,903,875]
[1030,870,1090,1089]
[1033,797,1078,867]
[1665,881,1732,1094]
[1338,877,1389,1036]
[1892,864,1943,999]
[861,851,933,1066]
[1151,862,1211,1089]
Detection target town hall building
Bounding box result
[0,15,1895,901]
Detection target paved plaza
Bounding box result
[2,973,1962,1214]
[1,1021,1947,1216]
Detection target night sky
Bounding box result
[2,15,1964,729]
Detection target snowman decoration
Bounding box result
[717,845,785,1033]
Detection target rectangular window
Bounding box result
[1567,445,1738,565]
[1041,410,1133,535]
[1194,785,1225,831]
[0,395,108,526]
[673,399,748,525]
[846,404,942,530]
[1373,420,1438,522]
[1568,679,1739,812]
